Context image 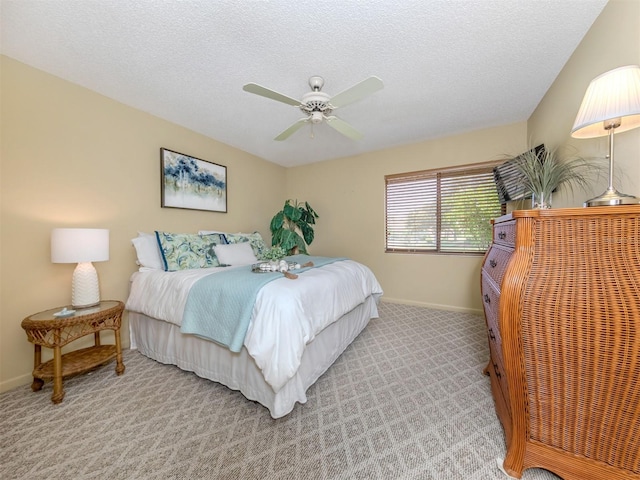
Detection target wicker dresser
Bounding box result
[481,206,640,480]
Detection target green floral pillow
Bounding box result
[155,232,227,271]
[225,232,268,258]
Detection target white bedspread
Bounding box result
[126,260,383,392]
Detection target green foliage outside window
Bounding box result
[385,164,502,254]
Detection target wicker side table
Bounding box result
[21,300,125,404]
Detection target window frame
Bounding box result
[385,160,505,256]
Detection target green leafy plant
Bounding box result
[260,246,287,261]
[511,146,604,208]
[270,200,319,254]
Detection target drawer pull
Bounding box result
[489,328,496,341]
[493,363,501,379]
[498,231,506,240]
[489,259,497,268]
[484,294,491,304]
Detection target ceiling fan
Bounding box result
[242,75,384,141]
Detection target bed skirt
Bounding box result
[128,295,379,418]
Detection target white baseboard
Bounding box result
[1,373,33,394]
[380,297,483,316]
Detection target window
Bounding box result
[385,161,503,254]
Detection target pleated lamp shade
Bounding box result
[572,65,640,138]
[570,65,640,206]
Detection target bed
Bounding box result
[125,231,383,418]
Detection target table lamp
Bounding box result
[51,228,109,308]
[571,64,640,206]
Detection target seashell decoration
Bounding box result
[252,261,305,274]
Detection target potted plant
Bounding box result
[511,146,603,209]
[270,200,319,254]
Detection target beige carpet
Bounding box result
[0,302,561,479]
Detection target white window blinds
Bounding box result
[385,162,503,254]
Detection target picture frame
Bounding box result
[160,148,227,213]
[493,144,545,203]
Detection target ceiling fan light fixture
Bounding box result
[311,112,324,124]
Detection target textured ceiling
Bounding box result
[1,0,608,167]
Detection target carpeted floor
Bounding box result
[0,302,561,479]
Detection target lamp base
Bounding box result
[71,262,101,309]
[584,188,640,207]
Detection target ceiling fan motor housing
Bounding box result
[300,91,332,116]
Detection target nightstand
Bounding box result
[21,300,125,403]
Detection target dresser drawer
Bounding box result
[494,220,516,247]
[487,352,512,441]
[483,243,513,288]
[481,274,500,324]
[488,340,510,415]
[485,301,504,366]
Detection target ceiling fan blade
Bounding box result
[325,116,363,140]
[243,83,301,106]
[274,118,309,141]
[329,76,384,108]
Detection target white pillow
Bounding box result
[213,242,258,266]
[131,232,164,270]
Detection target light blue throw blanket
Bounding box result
[180,255,347,352]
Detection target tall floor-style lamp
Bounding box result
[51,228,110,308]
[571,65,640,206]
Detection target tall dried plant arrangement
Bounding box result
[512,146,604,208]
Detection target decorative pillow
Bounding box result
[155,232,227,271]
[225,232,268,258]
[131,232,164,270]
[213,242,258,266]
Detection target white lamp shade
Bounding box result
[51,228,109,263]
[571,65,640,138]
[51,228,109,308]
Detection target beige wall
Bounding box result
[528,0,640,208]
[0,56,285,390]
[289,0,640,311]
[2,0,638,392]
[287,123,527,312]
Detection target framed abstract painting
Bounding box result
[160,148,227,213]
